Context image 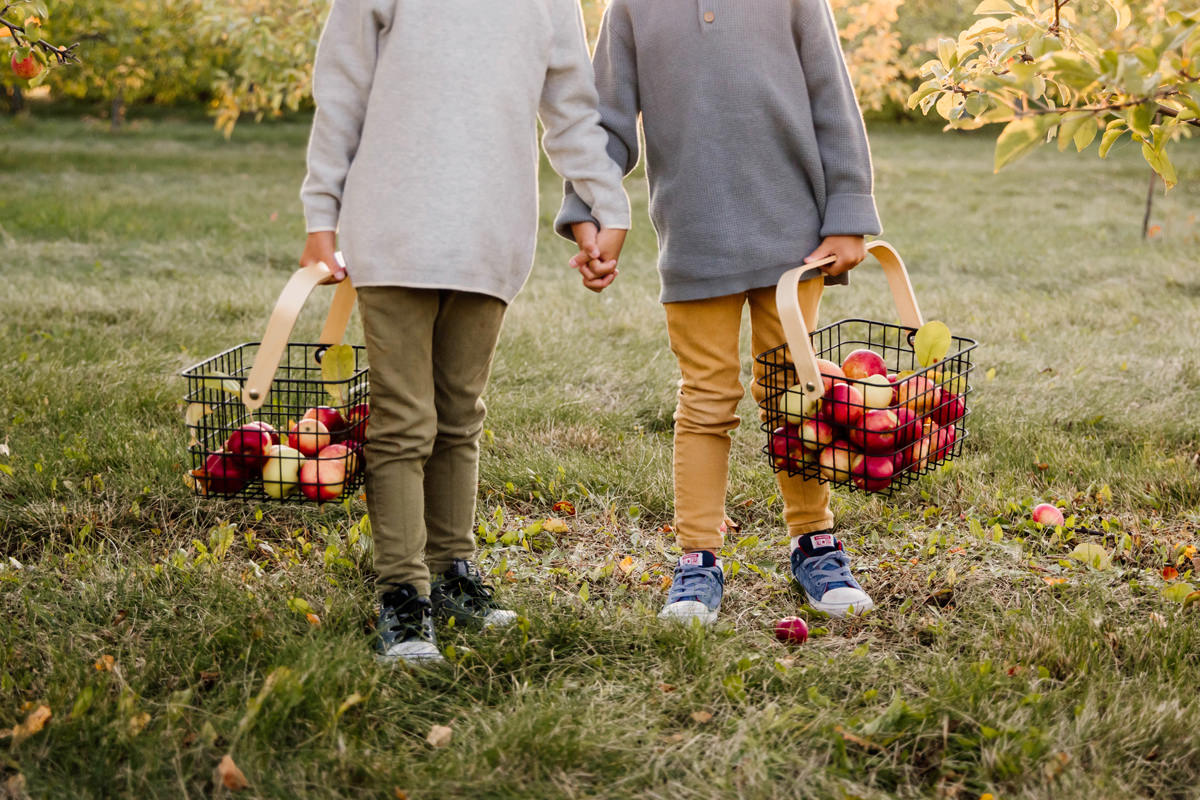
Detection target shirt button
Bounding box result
[704,11,715,22]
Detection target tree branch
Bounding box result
[1,12,80,65]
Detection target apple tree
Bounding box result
[909,0,1200,189]
[2,1,79,87]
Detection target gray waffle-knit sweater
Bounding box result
[555,0,882,303]
[301,0,631,303]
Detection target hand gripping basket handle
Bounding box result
[775,241,924,404]
[242,262,357,411]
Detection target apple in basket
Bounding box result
[820,382,864,428]
[243,420,278,445]
[224,424,275,471]
[841,349,887,381]
[344,403,369,444]
[859,374,893,409]
[770,425,805,472]
[303,406,347,437]
[262,444,303,499]
[289,417,331,457]
[895,375,941,415]
[816,358,845,392]
[818,440,861,482]
[849,408,900,454]
[299,443,354,502]
[202,452,248,496]
[931,391,966,427]
[852,453,895,493]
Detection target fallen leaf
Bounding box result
[394,790,409,800]
[218,753,249,791]
[1162,566,1179,581]
[128,712,151,736]
[94,654,115,671]
[690,711,713,724]
[305,612,321,627]
[427,724,453,748]
[9,705,51,744]
[3,774,27,800]
[618,556,635,575]
[660,574,672,590]
[1069,543,1111,570]
[1184,590,1200,609]
[658,683,676,693]
[1149,612,1167,628]
[543,518,569,534]
[1042,576,1068,586]
[552,500,576,516]
[336,692,365,717]
[1161,582,1196,604]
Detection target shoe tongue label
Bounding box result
[810,533,836,550]
[680,552,706,567]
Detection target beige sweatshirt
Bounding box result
[301,0,631,303]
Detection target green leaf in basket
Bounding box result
[199,374,243,397]
[321,344,356,406]
[913,321,952,368]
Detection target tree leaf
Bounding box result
[1069,543,1111,570]
[1098,124,1126,158]
[974,0,1015,14]
[1073,119,1099,152]
[426,724,453,748]
[994,116,1050,171]
[321,344,356,405]
[218,754,249,791]
[913,321,952,367]
[1161,582,1196,604]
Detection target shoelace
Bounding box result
[800,551,855,589]
[379,591,430,638]
[441,570,498,610]
[670,564,721,602]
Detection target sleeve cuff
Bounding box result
[554,189,602,241]
[820,193,882,238]
[303,196,341,234]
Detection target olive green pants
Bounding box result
[358,286,506,597]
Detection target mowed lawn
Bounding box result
[1,113,1199,799]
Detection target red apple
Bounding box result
[223,424,274,471]
[893,407,921,445]
[815,358,846,392]
[203,451,248,496]
[344,403,369,444]
[895,375,941,415]
[931,392,965,427]
[290,417,331,457]
[818,440,862,482]
[820,382,865,428]
[243,420,279,446]
[299,446,349,502]
[1032,503,1065,527]
[932,422,957,463]
[852,453,895,493]
[10,52,41,80]
[799,418,835,452]
[848,408,900,454]
[774,616,809,644]
[841,349,888,380]
[303,406,347,435]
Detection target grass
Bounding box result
[1,113,1199,799]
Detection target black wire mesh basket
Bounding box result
[181,262,369,504]
[755,243,977,497]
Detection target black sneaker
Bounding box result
[430,560,517,629]
[374,584,444,664]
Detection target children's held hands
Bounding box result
[570,223,627,293]
[804,235,867,278]
[300,231,347,283]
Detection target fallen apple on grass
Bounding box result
[774,616,809,644]
[1032,503,1065,527]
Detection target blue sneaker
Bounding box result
[659,550,724,625]
[790,532,874,617]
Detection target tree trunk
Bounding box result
[1142,170,1156,240]
[111,88,126,132]
[6,84,24,115]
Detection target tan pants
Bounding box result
[358,287,507,597]
[665,283,833,552]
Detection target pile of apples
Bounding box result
[769,348,966,493]
[194,403,369,502]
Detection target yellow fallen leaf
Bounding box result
[10,705,51,744]
[218,753,249,791]
[305,612,321,627]
[690,711,713,724]
[543,518,569,534]
[128,712,151,736]
[427,724,453,748]
[618,556,634,575]
[1042,576,1067,586]
[94,654,115,671]
[337,692,365,717]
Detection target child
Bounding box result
[300,0,631,663]
[558,0,880,623]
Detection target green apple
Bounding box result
[262,444,303,499]
[779,385,819,425]
[860,374,893,409]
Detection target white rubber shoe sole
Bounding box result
[805,588,875,618]
[375,640,445,666]
[482,609,518,629]
[658,600,718,625]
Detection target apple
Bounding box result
[10,52,41,80]
[860,374,894,409]
[344,403,369,444]
[774,616,809,644]
[303,406,347,436]
[820,382,864,428]
[852,453,895,493]
[320,442,357,474]
[299,445,349,502]
[908,428,935,471]
[931,392,966,427]
[1032,503,1065,527]
[769,425,805,472]
[224,424,274,471]
[779,385,818,425]
[895,375,941,415]
[841,349,888,380]
[799,418,835,452]
[818,440,861,482]
[893,407,921,445]
[849,408,900,454]
[243,420,279,446]
[932,423,957,463]
[815,358,846,392]
[289,417,331,457]
[345,441,365,475]
[261,444,303,499]
[203,452,248,496]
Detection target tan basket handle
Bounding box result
[775,240,924,405]
[242,261,357,411]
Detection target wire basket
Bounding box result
[755,242,978,497]
[181,262,369,504]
